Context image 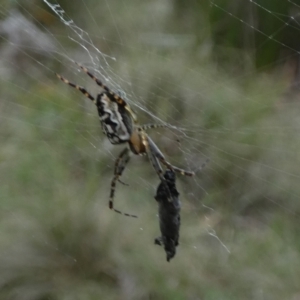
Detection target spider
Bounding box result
[56,62,195,217]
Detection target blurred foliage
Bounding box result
[1,0,300,299]
[173,0,300,70]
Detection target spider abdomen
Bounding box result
[97,93,133,144]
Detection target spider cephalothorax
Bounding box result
[56,62,194,217]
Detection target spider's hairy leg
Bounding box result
[109,147,137,218]
[141,133,166,184]
[114,148,129,186]
[74,62,110,93]
[147,136,195,176]
[56,73,96,103]
[74,62,133,112]
[141,131,175,202]
[141,124,171,131]
[118,178,129,186]
[160,160,195,177]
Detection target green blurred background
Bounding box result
[1,0,300,299]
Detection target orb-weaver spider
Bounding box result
[56,62,194,217]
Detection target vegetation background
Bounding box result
[1,0,300,299]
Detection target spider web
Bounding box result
[41,0,222,247]
[1,0,300,298]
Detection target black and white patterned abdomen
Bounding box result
[97,93,132,144]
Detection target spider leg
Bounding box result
[139,130,176,202]
[146,135,195,176]
[75,63,130,106]
[140,132,166,184]
[116,151,129,186]
[56,74,96,103]
[118,179,129,186]
[159,160,195,176]
[75,62,138,123]
[74,62,111,93]
[141,124,196,175]
[109,147,137,218]
[141,124,171,131]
